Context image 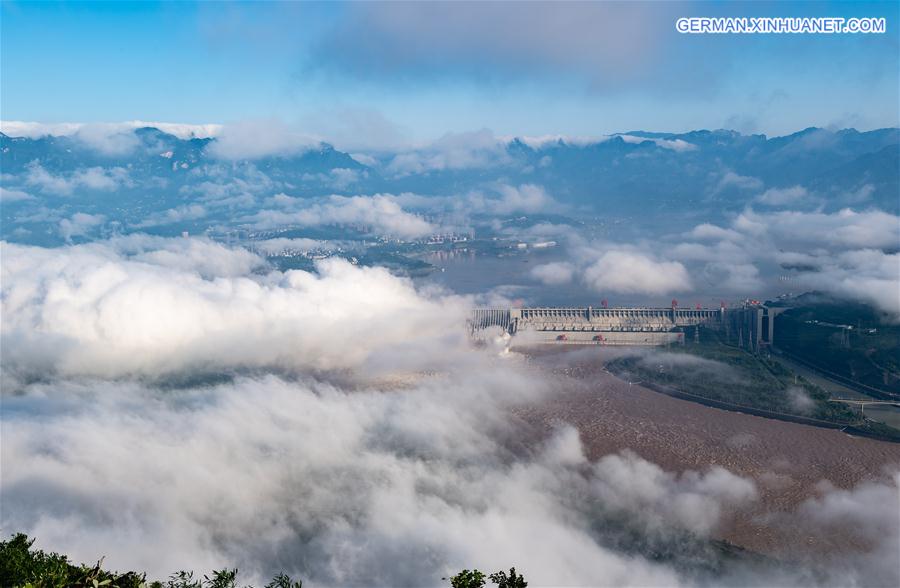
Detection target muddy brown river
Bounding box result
[512,346,900,560]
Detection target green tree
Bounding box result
[489,568,527,588]
[0,533,304,588]
[264,573,302,588]
[445,569,486,588]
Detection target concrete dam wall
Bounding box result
[471,305,783,347]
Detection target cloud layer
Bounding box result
[2,373,762,586]
[246,194,435,238]
[672,208,900,318]
[2,235,896,588]
[1,237,464,384]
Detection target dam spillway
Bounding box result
[471,305,784,348]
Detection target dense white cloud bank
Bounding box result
[2,373,763,586]
[1,235,896,587]
[0,237,464,383]
[0,235,735,585]
[670,208,900,318]
[525,205,899,316]
[731,208,900,249]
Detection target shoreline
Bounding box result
[512,345,900,556]
[515,342,900,443]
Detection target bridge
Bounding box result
[471,304,786,348]
[829,398,900,418]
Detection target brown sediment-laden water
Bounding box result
[511,345,900,559]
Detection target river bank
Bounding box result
[512,346,900,560]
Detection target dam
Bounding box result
[471,304,786,348]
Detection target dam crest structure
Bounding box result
[470,305,786,350]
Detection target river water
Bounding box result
[514,346,900,559]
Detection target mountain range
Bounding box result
[1,125,897,244]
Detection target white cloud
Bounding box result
[590,448,757,536]
[685,223,743,242]
[23,163,77,196]
[618,134,697,152]
[350,153,379,167]
[530,261,575,285]
[298,107,412,152]
[669,240,750,264]
[23,162,132,196]
[58,212,105,241]
[329,167,362,189]
[108,234,265,279]
[794,475,900,587]
[246,194,435,239]
[504,134,607,148]
[300,167,367,190]
[846,183,875,203]
[70,124,141,156]
[0,238,462,381]
[583,250,692,295]
[312,2,675,88]
[786,386,815,414]
[1,121,84,138]
[467,183,556,215]
[0,186,34,202]
[713,171,764,194]
[0,366,755,587]
[386,130,511,176]
[1,234,893,588]
[3,122,150,156]
[205,119,319,160]
[179,163,277,209]
[755,185,809,206]
[135,204,208,228]
[0,120,222,140]
[700,262,763,292]
[796,249,900,320]
[73,166,132,190]
[740,208,900,250]
[492,184,554,214]
[673,208,900,318]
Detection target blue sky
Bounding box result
[2,1,898,141]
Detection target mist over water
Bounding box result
[1,237,897,587]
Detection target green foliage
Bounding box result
[201,569,238,588]
[776,305,900,394]
[488,568,527,588]
[0,534,303,588]
[264,573,302,588]
[446,569,486,588]
[2,532,529,588]
[0,533,148,588]
[445,568,528,588]
[605,330,859,424]
[165,571,201,588]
